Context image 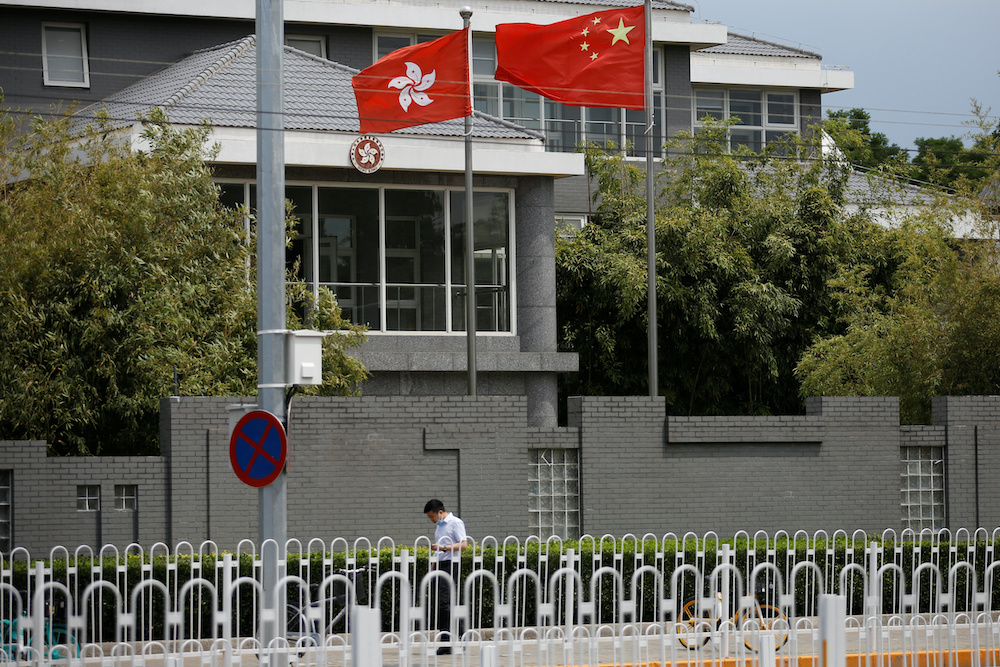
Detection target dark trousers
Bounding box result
[429,560,462,638]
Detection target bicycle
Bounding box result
[1,594,79,661]
[677,578,789,653]
[282,567,371,656]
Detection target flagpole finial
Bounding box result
[460,6,473,19]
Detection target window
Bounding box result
[900,447,945,531]
[76,485,100,512]
[0,471,11,553]
[556,215,587,237]
[228,182,513,333]
[693,88,799,152]
[529,449,580,539]
[375,32,441,60]
[286,35,326,59]
[114,485,137,511]
[471,38,664,156]
[42,23,90,87]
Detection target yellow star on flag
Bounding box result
[607,18,635,45]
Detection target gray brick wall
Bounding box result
[1,440,168,554]
[8,394,1000,555]
[580,396,902,536]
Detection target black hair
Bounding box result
[423,498,445,514]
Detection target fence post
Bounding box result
[759,633,777,667]
[398,548,411,667]
[720,543,731,659]
[31,561,44,660]
[819,594,846,667]
[220,553,233,645]
[352,605,381,667]
[565,548,575,644]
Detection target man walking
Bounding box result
[424,498,468,655]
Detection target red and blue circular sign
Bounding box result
[229,410,287,487]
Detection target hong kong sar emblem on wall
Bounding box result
[350,135,384,174]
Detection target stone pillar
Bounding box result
[515,176,559,427]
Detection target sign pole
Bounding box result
[256,0,287,661]
[256,0,287,546]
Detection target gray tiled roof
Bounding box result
[699,32,820,59]
[75,35,541,140]
[537,0,693,11]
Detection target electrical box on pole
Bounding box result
[285,330,328,386]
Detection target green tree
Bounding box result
[0,106,368,456]
[911,100,999,191]
[795,207,1000,423]
[824,108,907,168]
[557,122,876,415]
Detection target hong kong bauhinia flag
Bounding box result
[353,28,472,134]
[495,5,645,110]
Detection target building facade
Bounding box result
[0,0,868,554]
[3,394,995,555]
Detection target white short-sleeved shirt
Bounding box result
[434,512,467,562]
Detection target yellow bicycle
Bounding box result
[677,580,789,653]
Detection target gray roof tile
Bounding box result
[76,36,541,140]
[537,0,692,11]
[700,32,820,59]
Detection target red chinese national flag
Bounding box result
[352,28,472,134]
[495,5,645,110]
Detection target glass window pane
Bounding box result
[450,191,511,332]
[729,89,762,126]
[218,183,246,209]
[767,92,796,125]
[731,127,762,152]
[286,36,325,58]
[694,89,724,122]
[44,26,86,84]
[585,107,621,148]
[474,82,500,117]
[286,186,313,284]
[544,101,582,153]
[385,189,447,331]
[502,84,542,130]
[377,35,410,59]
[318,187,380,328]
[472,39,496,77]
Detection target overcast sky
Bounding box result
[694,0,999,154]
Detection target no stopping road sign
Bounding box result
[229,410,287,487]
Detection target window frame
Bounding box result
[373,31,443,61]
[41,22,91,88]
[692,87,800,151]
[76,484,100,512]
[216,179,517,335]
[114,484,138,511]
[285,34,327,59]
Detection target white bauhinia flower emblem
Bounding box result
[388,61,436,113]
[358,141,378,165]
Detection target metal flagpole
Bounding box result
[461,6,477,396]
[644,0,658,397]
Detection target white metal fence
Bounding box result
[3,528,1000,666]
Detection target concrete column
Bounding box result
[515,176,559,427]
